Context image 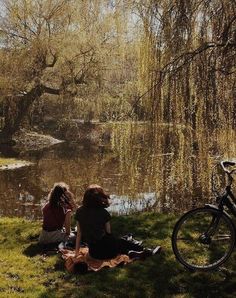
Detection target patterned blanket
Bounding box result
[60,247,133,273]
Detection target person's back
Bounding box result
[39,182,76,245]
[74,184,161,260]
[42,202,67,232]
[75,205,110,244]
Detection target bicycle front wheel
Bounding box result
[172,207,236,271]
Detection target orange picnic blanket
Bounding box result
[60,247,133,273]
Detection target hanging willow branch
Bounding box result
[130,39,236,116]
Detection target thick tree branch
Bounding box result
[42,85,60,95]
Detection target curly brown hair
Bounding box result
[49,182,69,207]
[82,184,110,208]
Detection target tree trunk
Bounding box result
[0,84,60,144]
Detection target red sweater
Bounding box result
[42,203,71,231]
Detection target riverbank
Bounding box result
[0,213,235,297]
[13,130,63,150]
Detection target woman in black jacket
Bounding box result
[75,184,161,259]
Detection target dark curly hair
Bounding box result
[49,182,69,207]
[82,184,110,208]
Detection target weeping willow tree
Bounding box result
[0,0,138,142]
[104,0,236,209]
[135,0,236,128]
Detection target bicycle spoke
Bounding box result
[172,208,235,270]
[211,235,231,242]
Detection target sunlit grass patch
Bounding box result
[0,214,236,297]
[0,158,19,166]
[0,158,32,170]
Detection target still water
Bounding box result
[0,122,235,219]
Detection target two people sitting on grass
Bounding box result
[39,182,161,259]
[74,184,161,260]
[39,182,77,245]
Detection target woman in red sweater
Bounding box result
[39,182,76,245]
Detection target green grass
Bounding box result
[0,158,31,169]
[0,158,19,166]
[0,213,236,297]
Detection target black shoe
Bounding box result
[140,246,161,257]
[121,234,133,241]
[152,246,162,255]
[64,241,75,250]
[142,246,162,257]
[128,246,162,260]
[128,250,147,260]
[132,239,143,246]
[121,234,143,246]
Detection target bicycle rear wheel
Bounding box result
[172,207,235,271]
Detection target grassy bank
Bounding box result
[0,213,236,298]
[0,158,32,170]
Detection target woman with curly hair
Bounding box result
[39,182,77,245]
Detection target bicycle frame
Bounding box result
[172,161,236,271]
[202,183,236,242]
[218,162,236,216]
[222,187,236,217]
[210,163,236,217]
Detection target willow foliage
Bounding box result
[135,0,236,130]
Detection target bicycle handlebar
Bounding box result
[220,160,236,184]
[211,161,236,195]
[220,161,236,174]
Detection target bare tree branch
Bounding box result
[42,85,60,95]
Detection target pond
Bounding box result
[0,122,235,219]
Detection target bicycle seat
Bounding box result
[222,161,236,167]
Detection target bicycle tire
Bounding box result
[172,207,236,271]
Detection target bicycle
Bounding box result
[172,160,236,271]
